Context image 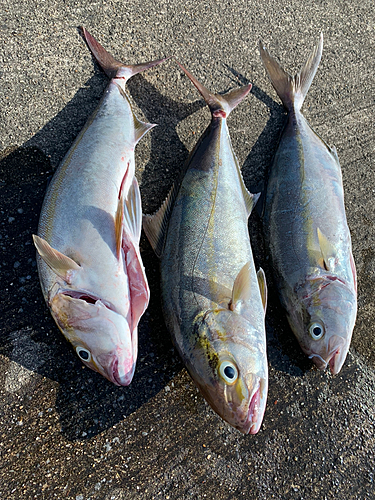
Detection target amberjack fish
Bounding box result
[260,35,357,374]
[143,63,268,434]
[33,29,167,385]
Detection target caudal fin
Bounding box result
[82,27,169,81]
[259,34,323,112]
[175,60,252,119]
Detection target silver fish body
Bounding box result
[260,35,357,374]
[144,64,268,434]
[33,29,167,385]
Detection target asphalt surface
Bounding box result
[1,1,374,499]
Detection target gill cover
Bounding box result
[51,293,135,386]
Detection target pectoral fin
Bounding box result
[230,262,267,315]
[32,235,81,284]
[123,177,143,242]
[230,262,252,312]
[118,177,150,328]
[115,176,143,261]
[317,228,337,271]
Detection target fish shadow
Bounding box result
[0,72,189,441]
[127,73,205,213]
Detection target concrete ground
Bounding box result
[0,0,374,498]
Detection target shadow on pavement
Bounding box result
[0,73,187,441]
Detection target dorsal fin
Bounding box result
[243,189,261,217]
[82,27,169,81]
[175,60,252,119]
[142,185,176,259]
[133,115,156,144]
[113,82,156,143]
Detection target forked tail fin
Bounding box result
[175,60,252,119]
[82,27,169,81]
[259,34,323,112]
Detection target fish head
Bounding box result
[287,276,357,374]
[188,308,268,434]
[50,291,135,385]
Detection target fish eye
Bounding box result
[308,322,325,340]
[218,361,238,385]
[76,347,91,362]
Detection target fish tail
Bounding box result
[82,27,169,81]
[259,34,323,112]
[175,60,252,119]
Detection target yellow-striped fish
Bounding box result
[144,63,268,434]
[260,35,357,374]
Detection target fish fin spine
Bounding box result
[259,33,323,111]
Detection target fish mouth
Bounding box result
[238,381,267,435]
[96,351,135,387]
[246,387,261,435]
[308,335,347,375]
[308,348,342,375]
[111,357,135,386]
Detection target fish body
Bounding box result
[33,29,166,385]
[260,35,357,374]
[144,64,268,434]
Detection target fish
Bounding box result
[33,28,168,385]
[143,62,268,434]
[260,34,357,375]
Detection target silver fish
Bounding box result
[144,63,268,434]
[33,28,167,385]
[260,35,357,374]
